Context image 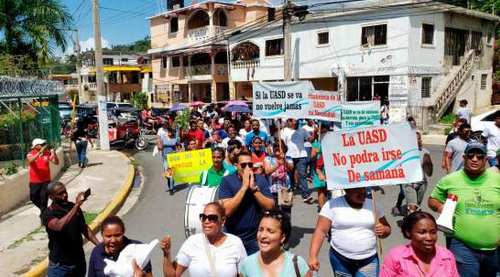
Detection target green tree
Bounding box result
[131,92,149,110]
[0,0,73,66]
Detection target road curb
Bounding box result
[23,151,135,277]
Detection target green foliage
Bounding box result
[107,36,151,53]
[174,110,191,131]
[131,92,149,110]
[0,110,37,130]
[83,212,98,224]
[5,162,18,175]
[439,113,457,125]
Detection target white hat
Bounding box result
[32,138,46,148]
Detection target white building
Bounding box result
[229,0,499,127]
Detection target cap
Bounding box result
[464,141,486,155]
[31,138,46,148]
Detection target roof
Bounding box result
[148,40,227,55]
[0,76,64,99]
[148,0,247,19]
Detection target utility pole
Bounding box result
[74,29,84,104]
[92,0,110,150]
[283,0,292,81]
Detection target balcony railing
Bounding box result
[231,59,260,69]
[187,26,226,43]
[214,64,227,76]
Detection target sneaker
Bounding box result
[391,206,401,217]
[303,196,314,204]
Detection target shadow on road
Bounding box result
[288,225,315,248]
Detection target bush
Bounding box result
[131,92,148,111]
[439,113,456,125]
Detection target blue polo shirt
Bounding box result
[245,131,269,146]
[88,237,152,277]
[218,173,273,243]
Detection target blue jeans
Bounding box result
[161,153,175,191]
[448,238,498,277]
[75,140,88,164]
[292,157,311,199]
[48,260,85,277]
[329,247,379,277]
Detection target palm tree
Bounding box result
[0,0,73,65]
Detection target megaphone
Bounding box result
[436,194,458,234]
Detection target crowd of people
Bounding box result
[27,102,499,277]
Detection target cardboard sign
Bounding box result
[341,101,381,128]
[322,122,423,189]
[253,81,313,119]
[166,149,212,184]
[306,90,341,122]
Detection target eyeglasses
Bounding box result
[239,162,253,169]
[465,153,485,160]
[199,213,219,223]
[262,210,284,219]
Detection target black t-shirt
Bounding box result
[42,202,87,265]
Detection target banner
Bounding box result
[341,101,381,128]
[166,149,212,184]
[253,81,313,119]
[306,90,341,122]
[322,122,423,189]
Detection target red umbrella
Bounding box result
[190,101,205,107]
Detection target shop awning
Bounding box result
[140,67,152,73]
[90,66,142,73]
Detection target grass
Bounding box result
[7,226,44,250]
[84,212,98,224]
[439,113,456,125]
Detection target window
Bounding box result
[421,24,434,45]
[318,32,329,45]
[265,38,284,56]
[103,58,114,65]
[267,8,275,22]
[121,58,128,63]
[421,77,432,98]
[346,76,389,101]
[161,56,167,69]
[171,56,180,67]
[480,74,487,89]
[170,17,178,33]
[361,24,387,47]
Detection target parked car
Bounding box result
[58,102,72,120]
[471,109,500,132]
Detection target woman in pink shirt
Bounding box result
[381,211,459,277]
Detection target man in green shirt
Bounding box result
[428,141,499,277]
[199,147,228,187]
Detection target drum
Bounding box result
[184,185,219,238]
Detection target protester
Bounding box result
[199,147,229,187]
[239,209,311,277]
[428,141,500,277]
[481,110,500,166]
[264,144,293,212]
[71,121,93,168]
[221,125,244,149]
[302,119,316,175]
[161,202,247,277]
[218,152,274,254]
[186,120,205,149]
[244,119,269,146]
[250,136,267,175]
[27,138,59,212]
[43,181,100,277]
[281,118,314,204]
[489,149,500,173]
[239,119,252,140]
[443,123,471,173]
[403,131,433,215]
[445,118,467,145]
[456,99,471,123]
[224,140,242,175]
[88,216,152,277]
[186,139,198,151]
[308,187,391,276]
[381,211,459,277]
[157,127,178,193]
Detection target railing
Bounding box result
[215,64,227,76]
[187,26,226,42]
[189,64,211,76]
[434,50,475,119]
[231,59,260,69]
[86,83,97,90]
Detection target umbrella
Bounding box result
[224,105,251,113]
[190,101,205,107]
[170,103,188,112]
[225,100,248,107]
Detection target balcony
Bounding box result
[231,59,260,69]
[187,26,226,43]
[189,64,211,76]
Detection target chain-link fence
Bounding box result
[0,77,63,168]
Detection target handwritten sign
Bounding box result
[307,90,341,122]
[167,149,212,184]
[253,81,313,119]
[322,122,422,189]
[341,101,380,128]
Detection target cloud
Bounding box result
[79,37,111,52]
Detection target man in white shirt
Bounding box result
[221,125,244,149]
[482,111,500,166]
[302,119,316,177]
[456,99,471,124]
[281,118,314,203]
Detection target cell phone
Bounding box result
[83,188,91,200]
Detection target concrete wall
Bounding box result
[0,147,64,216]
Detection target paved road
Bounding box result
[121,144,446,277]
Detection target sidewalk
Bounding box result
[0,149,133,277]
[422,134,447,146]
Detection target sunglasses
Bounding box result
[199,213,219,223]
[262,210,284,219]
[465,153,485,160]
[240,162,253,169]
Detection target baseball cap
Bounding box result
[31,138,46,148]
[464,141,486,155]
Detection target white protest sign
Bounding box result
[253,81,313,119]
[322,122,423,189]
[306,90,341,122]
[341,101,380,128]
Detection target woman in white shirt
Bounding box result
[308,187,391,276]
[161,202,247,277]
